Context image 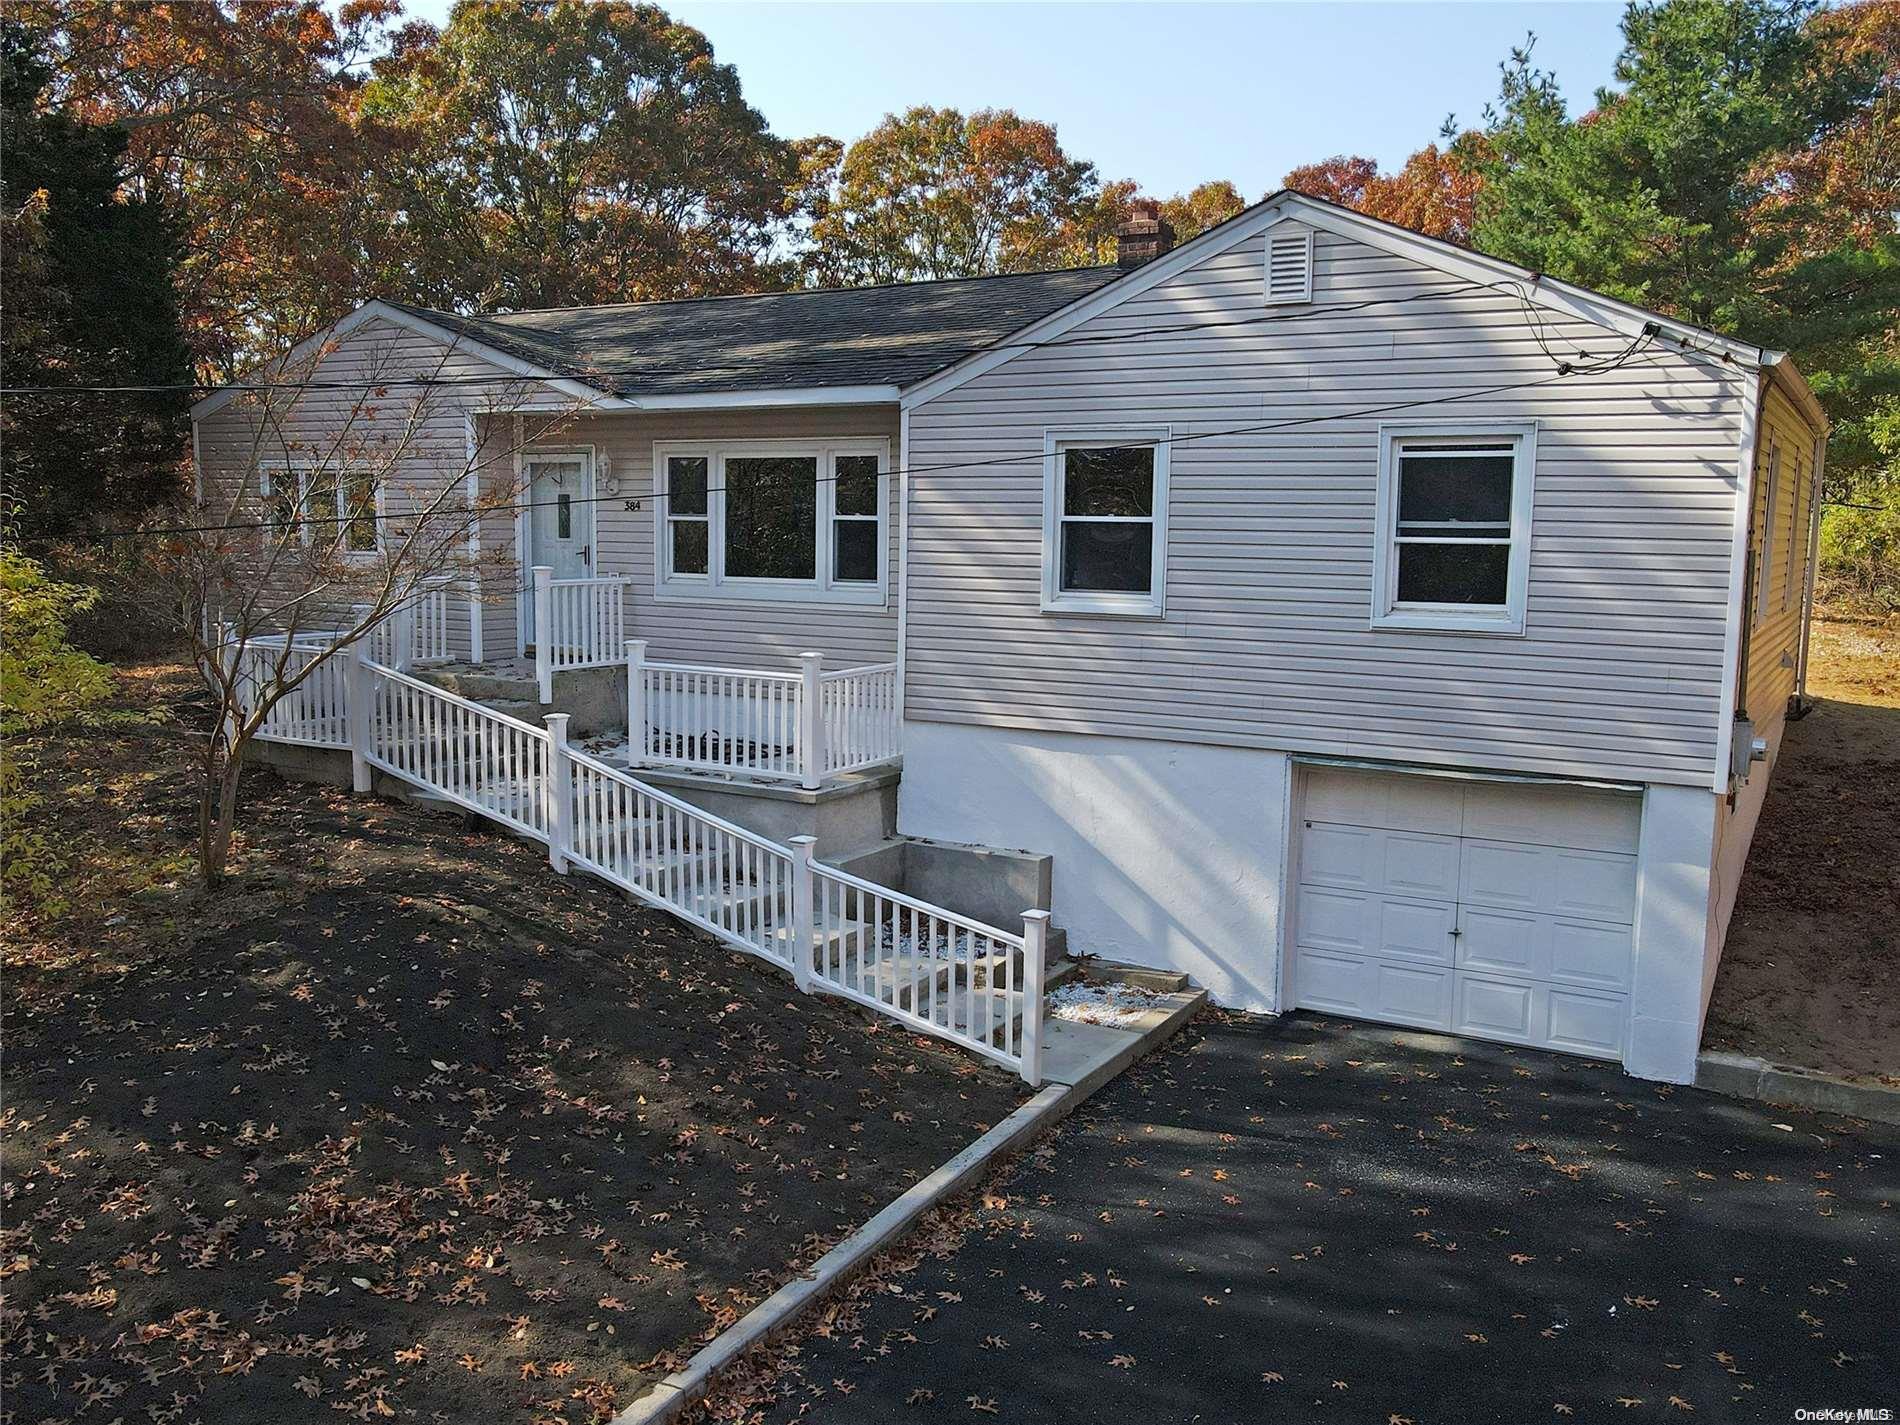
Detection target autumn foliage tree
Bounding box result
[20,0,407,379]
[361,0,800,310]
[803,106,1101,284]
[1284,139,1486,244]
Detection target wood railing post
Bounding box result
[346,637,373,793]
[544,711,571,874]
[1019,909,1049,1088]
[789,834,817,992]
[797,652,824,791]
[532,565,554,704]
[625,638,648,768]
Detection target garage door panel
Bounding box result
[1459,841,1546,912]
[1304,767,1460,835]
[1374,961,1453,1029]
[1460,842,1637,926]
[1461,781,1642,853]
[1295,949,1376,1015]
[1383,831,1460,900]
[1458,907,1543,980]
[1296,886,1374,954]
[1546,987,1626,1057]
[1299,824,1377,890]
[1547,919,1633,991]
[1455,973,1538,1042]
[1378,898,1456,966]
[1293,766,1637,1064]
[1548,850,1637,924]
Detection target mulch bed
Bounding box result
[1702,616,1900,1083]
[1,659,1026,1424]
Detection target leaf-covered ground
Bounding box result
[1,660,1026,1423]
[729,1014,1899,1425]
[1703,616,1900,1082]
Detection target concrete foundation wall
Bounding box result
[896,720,1288,1010]
[632,767,897,857]
[1704,715,1786,1019]
[1627,783,1722,1083]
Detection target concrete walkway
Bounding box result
[757,1013,1900,1424]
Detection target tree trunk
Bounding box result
[197,733,245,886]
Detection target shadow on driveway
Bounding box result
[760,1012,1898,1424]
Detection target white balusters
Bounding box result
[247,643,1040,1083]
[627,654,899,785]
[531,567,631,703]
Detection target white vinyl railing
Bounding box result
[630,655,806,781]
[820,663,901,776]
[531,566,628,701]
[627,645,900,789]
[810,859,1046,1076]
[360,580,454,669]
[246,642,1042,1084]
[234,636,350,747]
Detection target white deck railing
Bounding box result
[810,859,1046,1076]
[234,636,350,747]
[627,645,900,789]
[531,566,628,701]
[245,643,1042,1084]
[361,580,455,668]
[820,662,901,776]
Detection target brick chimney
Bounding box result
[1116,199,1175,270]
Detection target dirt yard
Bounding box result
[0,659,1027,1423]
[1702,616,1900,1083]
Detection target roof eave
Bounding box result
[191,300,631,422]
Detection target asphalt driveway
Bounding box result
[757,1012,1898,1424]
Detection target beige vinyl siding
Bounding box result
[194,317,517,659]
[905,223,1754,788]
[1742,383,1816,744]
[482,404,900,669]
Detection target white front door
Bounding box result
[526,453,593,581]
[1291,766,1641,1060]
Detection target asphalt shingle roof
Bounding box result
[397,266,1124,399]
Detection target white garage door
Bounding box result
[1292,765,1641,1060]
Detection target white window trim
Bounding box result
[1041,428,1171,618]
[651,437,890,608]
[1371,420,1537,636]
[258,459,385,560]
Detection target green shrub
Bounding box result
[0,548,116,732]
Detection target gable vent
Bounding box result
[1264,228,1314,305]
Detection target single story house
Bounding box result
[194,191,1829,1084]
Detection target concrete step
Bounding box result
[485,697,545,723]
[416,666,541,704]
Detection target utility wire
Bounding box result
[84,350,1647,542]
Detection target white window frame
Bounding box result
[652,437,889,607]
[1755,439,1781,627]
[1041,428,1171,618]
[258,460,384,559]
[1371,420,1537,636]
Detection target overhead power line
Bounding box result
[85,349,1649,542]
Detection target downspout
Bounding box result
[1713,370,1765,795]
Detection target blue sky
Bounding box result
[403,2,1631,196]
